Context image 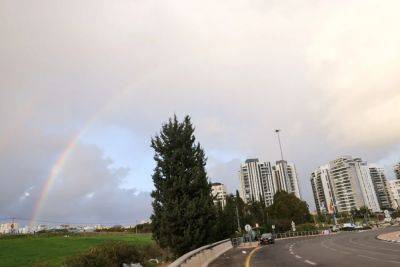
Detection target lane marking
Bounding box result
[357,255,380,261]
[350,237,400,252]
[320,240,350,255]
[245,246,260,267]
[295,255,302,259]
[357,254,400,264]
[304,260,317,265]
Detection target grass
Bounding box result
[0,233,154,267]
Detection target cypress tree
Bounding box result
[150,115,216,256]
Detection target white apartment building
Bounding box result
[369,164,392,210]
[388,180,400,209]
[211,182,227,208]
[239,159,275,206]
[273,161,301,198]
[310,164,336,214]
[0,222,19,234]
[239,158,300,206]
[310,156,381,214]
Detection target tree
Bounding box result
[267,191,312,231]
[150,115,216,256]
[215,195,238,240]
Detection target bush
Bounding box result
[64,241,162,267]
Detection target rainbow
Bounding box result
[29,131,85,228]
[27,71,159,228]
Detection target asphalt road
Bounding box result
[253,226,400,267]
[210,226,400,267]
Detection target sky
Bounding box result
[1,0,400,226]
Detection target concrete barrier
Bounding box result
[169,239,233,267]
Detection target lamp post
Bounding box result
[275,129,284,161]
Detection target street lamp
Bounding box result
[275,129,284,161]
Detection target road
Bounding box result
[210,226,400,267]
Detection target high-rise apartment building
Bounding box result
[239,159,275,206]
[272,161,301,199]
[394,163,400,180]
[388,180,400,209]
[239,158,300,206]
[310,164,336,214]
[211,182,227,208]
[369,165,392,210]
[310,156,381,214]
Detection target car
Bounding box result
[260,233,275,245]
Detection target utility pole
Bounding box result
[275,129,284,161]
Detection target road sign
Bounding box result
[245,224,252,232]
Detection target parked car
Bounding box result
[260,233,275,245]
[341,223,356,231]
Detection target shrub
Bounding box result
[64,241,155,267]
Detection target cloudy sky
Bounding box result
[1,0,400,226]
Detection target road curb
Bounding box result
[376,231,400,243]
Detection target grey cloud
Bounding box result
[1,0,400,218]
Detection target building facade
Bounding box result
[211,182,227,208]
[272,161,301,199]
[310,164,336,214]
[0,222,19,234]
[394,163,400,180]
[310,156,381,214]
[239,158,300,206]
[369,165,392,210]
[388,180,400,209]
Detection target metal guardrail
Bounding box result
[169,239,231,267]
[231,230,331,247]
[275,230,330,239]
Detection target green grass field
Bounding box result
[0,233,154,267]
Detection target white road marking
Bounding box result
[321,241,350,255]
[295,255,302,259]
[357,254,400,264]
[350,238,400,252]
[357,255,380,261]
[304,260,317,265]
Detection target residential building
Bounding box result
[0,222,19,234]
[388,180,400,209]
[369,164,392,210]
[310,156,381,214]
[211,182,227,208]
[239,158,300,206]
[394,163,400,180]
[310,164,336,214]
[239,159,275,206]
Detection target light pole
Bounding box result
[275,129,284,161]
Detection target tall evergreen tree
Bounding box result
[215,195,238,240]
[151,115,216,256]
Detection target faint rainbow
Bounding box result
[28,69,160,228]
[28,126,91,229]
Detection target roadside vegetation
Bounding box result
[0,232,163,266]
